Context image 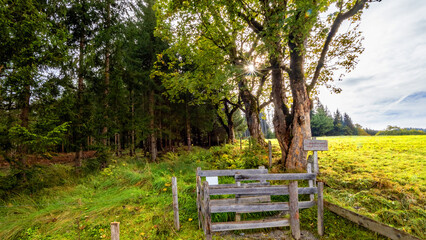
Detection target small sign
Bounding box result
[206,176,219,185]
[304,139,328,151]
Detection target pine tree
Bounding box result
[333,109,344,136]
[311,102,334,136]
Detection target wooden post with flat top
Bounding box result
[268,141,272,168]
[111,222,119,240]
[172,177,180,231]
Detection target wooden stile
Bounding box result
[197,166,324,239]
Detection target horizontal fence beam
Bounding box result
[209,185,317,196]
[211,200,315,213]
[210,196,270,206]
[209,182,269,189]
[235,173,316,181]
[325,201,420,240]
[211,218,290,232]
[198,169,268,177]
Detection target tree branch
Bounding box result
[260,99,273,110]
[308,0,369,93]
[234,1,264,36]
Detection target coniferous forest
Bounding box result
[0,0,251,169]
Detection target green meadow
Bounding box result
[317,136,425,239]
[0,136,424,239]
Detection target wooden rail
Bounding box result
[197,171,324,240]
[325,201,420,240]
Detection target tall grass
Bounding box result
[315,136,425,239]
[0,142,398,239]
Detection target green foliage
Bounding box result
[311,102,334,136]
[9,122,70,154]
[376,126,426,136]
[0,142,405,239]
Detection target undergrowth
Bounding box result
[0,138,415,239]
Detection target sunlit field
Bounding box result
[272,135,425,239]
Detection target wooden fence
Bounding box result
[196,168,324,240]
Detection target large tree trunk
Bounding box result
[286,42,311,170]
[270,52,311,171]
[239,86,267,148]
[149,90,157,161]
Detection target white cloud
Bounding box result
[319,0,426,130]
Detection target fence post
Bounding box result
[289,181,301,240]
[203,181,212,240]
[172,177,180,231]
[235,181,241,222]
[268,141,272,168]
[317,182,324,236]
[307,155,315,201]
[111,222,120,240]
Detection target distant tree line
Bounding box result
[376,126,426,136]
[310,102,426,136]
[310,102,372,136]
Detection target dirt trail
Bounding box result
[0,151,97,168]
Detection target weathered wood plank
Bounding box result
[324,201,420,240]
[209,185,317,196]
[208,182,270,189]
[235,173,316,181]
[210,196,271,206]
[211,218,290,232]
[203,182,212,240]
[210,201,315,213]
[317,182,324,236]
[268,141,272,168]
[198,169,267,177]
[111,222,120,240]
[196,172,203,230]
[303,139,328,151]
[171,177,180,231]
[289,181,300,240]
[307,161,315,201]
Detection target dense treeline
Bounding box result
[376,126,426,136]
[310,102,426,136]
[1,0,381,173]
[0,0,247,172]
[311,102,371,137]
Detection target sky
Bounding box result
[317,0,426,130]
